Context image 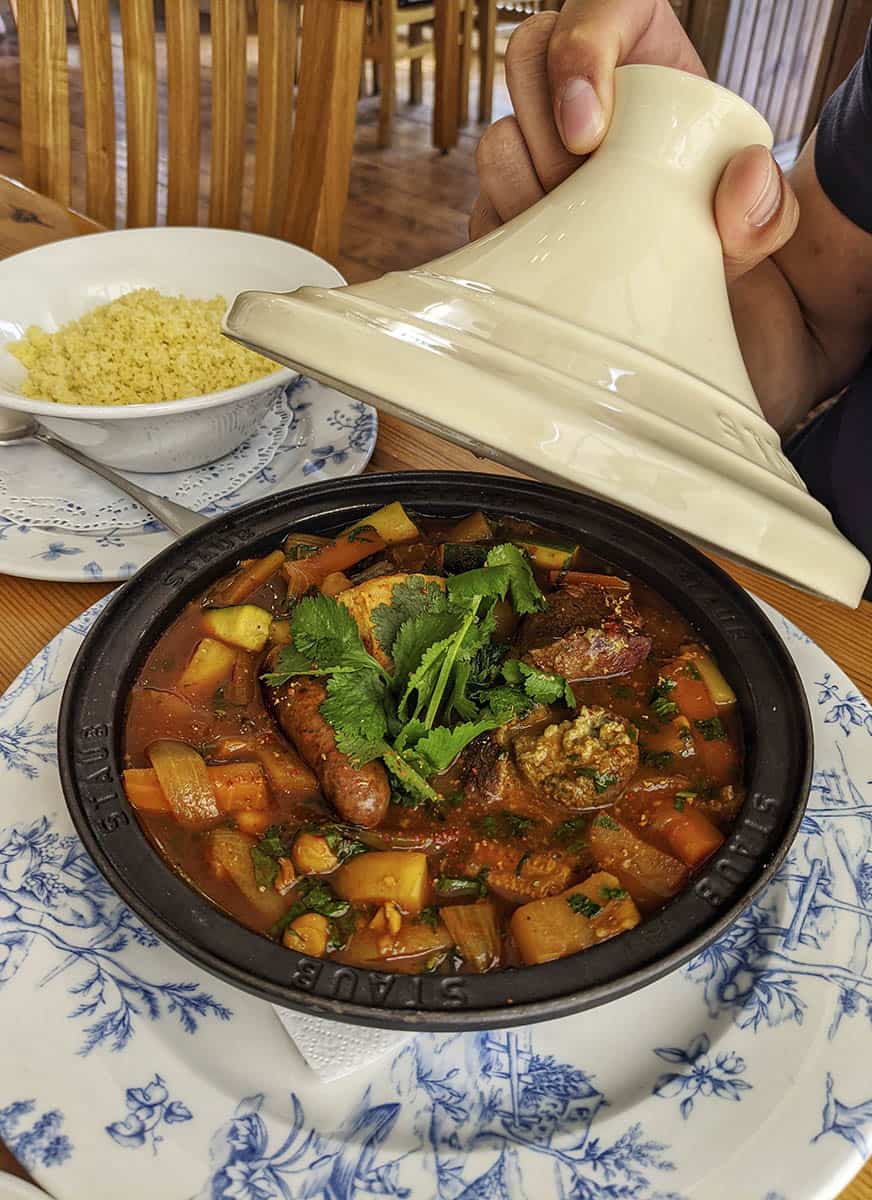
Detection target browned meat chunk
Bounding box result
[270,678,390,828]
[519,585,651,681]
[513,705,639,809]
[526,627,652,681]
[462,735,569,829]
[463,840,577,903]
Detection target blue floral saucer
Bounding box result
[0,378,376,583]
[0,599,870,1199]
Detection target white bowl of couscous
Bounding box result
[0,226,344,472]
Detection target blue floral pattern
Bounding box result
[303,402,378,476]
[198,1032,683,1200]
[652,1033,751,1119]
[0,1099,72,1169]
[814,1073,872,1161]
[107,1074,193,1153]
[815,673,872,736]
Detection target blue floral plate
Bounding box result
[0,378,376,583]
[0,599,870,1200]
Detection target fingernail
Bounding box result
[746,155,781,227]
[558,78,604,153]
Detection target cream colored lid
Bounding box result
[224,65,870,608]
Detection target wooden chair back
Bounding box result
[11,0,364,261]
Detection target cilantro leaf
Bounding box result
[371,576,447,656]
[409,718,503,774]
[502,659,575,707]
[447,565,511,607]
[392,611,465,698]
[567,893,601,918]
[320,670,389,764]
[485,544,545,614]
[291,594,387,677]
[465,641,510,706]
[487,686,534,721]
[695,717,726,741]
[434,871,489,899]
[554,815,589,851]
[381,745,445,810]
[260,644,331,687]
[270,878,350,938]
[302,821,368,864]
[250,825,291,889]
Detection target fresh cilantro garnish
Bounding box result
[684,661,702,680]
[567,893,601,918]
[695,717,726,741]
[325,907,358,953]
[301,821,368,864]
[486,686,534,721]
[321,669,390,764]
[554,815,589,851]
[416,906,440,929]
[346,523,379,543]
[594,814,620,830]
[673,796,687,811]
[649,677,679,721]
[270,878,350,939]
[250,825,291,890]
[261,594,390,688]
[434,871,489,899]
[475,811,536,840]
[640,747,673,769]
[484,543,545,614]
[502,658,575,708]
[600,885,628,901]
[578,766,618,793]
[371,576,448,657]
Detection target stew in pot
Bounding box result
[122,503,743,974]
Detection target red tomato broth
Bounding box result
[122,508,744,973]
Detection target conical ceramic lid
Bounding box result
[224,65,870,607]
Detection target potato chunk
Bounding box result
[333,851,429,913]
[511,871,640,965]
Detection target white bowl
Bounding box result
[0,226,344,472]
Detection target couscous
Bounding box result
[9,288,275,406]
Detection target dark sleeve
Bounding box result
[815,20,872,235]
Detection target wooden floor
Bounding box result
[0,18,513,286]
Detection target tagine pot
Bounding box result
[224,64,869,607]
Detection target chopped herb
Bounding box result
[250,824,291,890]
[301,821,368,864]
[640,748,674,770]
[416,906,440,929]
[515,851,531,877]
[475,811,536,841]
[600,885,628,901]
[695,717,726,741]
[270,878,350,939]
[346,523,379,543]
[502,658,576,708]
[554,815,589,851]
[673,796,686,811]
[578,766,618,793]
[567,893,601,918]
[594,814,620,831]
[683,661,702,680]
[325,907,358,953]
[434,870,489,899]
[649,677,679,721]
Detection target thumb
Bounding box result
[715,144,799,284]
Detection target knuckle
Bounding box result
[475,116,522,174]
[506,11,558,68]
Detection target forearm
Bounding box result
[730,131,872,433]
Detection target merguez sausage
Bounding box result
[270,678,390,828]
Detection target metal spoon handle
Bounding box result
[32,425,209,538]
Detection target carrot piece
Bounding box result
[662,657,718,722]
[124,761,271,818]
[283,528,387,598]
[647,800,724,868]
[224,651,257,706]
[320,571,353,597]
[547,570,630,591]
[123,768,169,813]
[216,549,286,605]
[590,814,688,906]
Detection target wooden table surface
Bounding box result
[0,176,870,1200]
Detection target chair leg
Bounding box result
[409,23,424,105]
[458,0,474,126]
[377,7,397,146]
[477,0,496,123]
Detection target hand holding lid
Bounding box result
[224,65,870,607]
